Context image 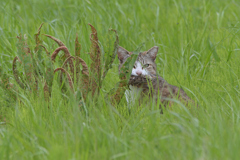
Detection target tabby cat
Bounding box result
[117,46,194,112]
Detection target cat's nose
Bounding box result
[136,70,142,76]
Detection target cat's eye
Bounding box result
[133,65,136,69]
[144,64,150,68]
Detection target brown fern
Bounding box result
[54,68,74,92]
[75,57,89,100]
[12,56,25,89]
[89,24,101,96]
[45,35,75,80]
[75,34,82,82]
[16,34,34,88]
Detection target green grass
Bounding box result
[1,0,240,159]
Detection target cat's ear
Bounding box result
[117,46,130,63]
[146,46,158,61]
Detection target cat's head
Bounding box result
[117,46,158,78]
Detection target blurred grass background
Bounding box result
[1,0,240,159]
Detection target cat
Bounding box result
[117,46,194,112]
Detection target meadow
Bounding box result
[1,0,240,159]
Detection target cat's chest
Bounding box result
[125,85,143,104]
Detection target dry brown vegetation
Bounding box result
[0,23,137,106]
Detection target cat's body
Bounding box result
[128,75,191,107]
[117,46,193,111]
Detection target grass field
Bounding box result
[1,0,240,159]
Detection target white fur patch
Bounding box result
[125,85,142,106]
[131,62,148,76]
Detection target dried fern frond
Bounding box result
[76,57,89,100]
[54,68,74,92]
[12,56,25,89]
[16,34,33,87]
[88,24,101,96]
